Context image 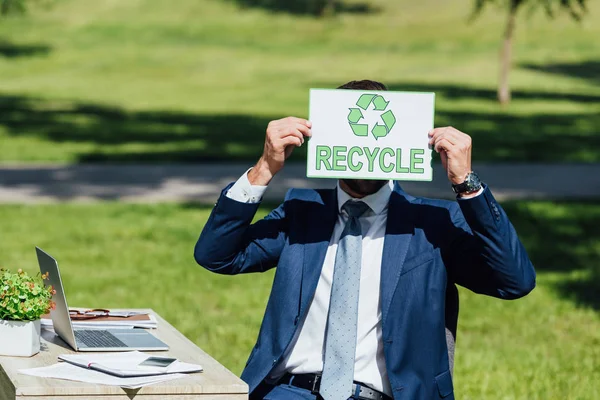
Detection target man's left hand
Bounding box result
[428,126,472,185]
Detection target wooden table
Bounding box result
[0,309,248,399]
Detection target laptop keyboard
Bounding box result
[74,330,128,348]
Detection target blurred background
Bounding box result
[0,0,598,398]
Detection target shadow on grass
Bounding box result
[0,41,51,58]
[0,78,599,163]
[435,109,600,162]
[521,60,600,85]
[503,201,600,310]
[229,0,377,16]
[0,95,280,163]
[386,81,600,104]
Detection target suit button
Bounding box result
[272,359,277,365]
[294,316,299,325]
[491,203,501,221]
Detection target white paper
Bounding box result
[19,362,186,389]
[58,351,202,377]
[41,314,158,329]
[307,89,434,181]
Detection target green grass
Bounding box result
[0,0,598,163]
[0,201,598,399]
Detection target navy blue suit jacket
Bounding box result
[194,183,536,399]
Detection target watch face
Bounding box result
[466,173,481,190]
[452,172,481,193]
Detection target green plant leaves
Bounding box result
[0,268,53,321]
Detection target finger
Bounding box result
[444,128,468,145]
[281,129,305,145]
[429,126,464,137]
[455,132,472,150]
[437,127,471,148]
[428,127,451,144]
[439,148,448,169]
[285,116,311,128]
[438,130,471,152]
[431,133,456,148]
[430,129,468,149]
[280,135,303,149]
[429,126,465,144]
[428,127,447,138]
[429,127,455,142]
[434,138,454,154]
[295,123,312,138]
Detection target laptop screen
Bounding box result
[36,247,78,350]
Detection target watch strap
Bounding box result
[452,172,482,194]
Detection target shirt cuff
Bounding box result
[225,169,268,203]
[456,187,485,200]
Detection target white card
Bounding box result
[307,89,434,181]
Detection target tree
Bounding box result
[472,0,587,105]
[322,0,335,16]
[1,0,52,15]
[1,0,26,14]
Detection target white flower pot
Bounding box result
[0,319,41,357]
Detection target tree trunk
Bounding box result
[498,5,517,105]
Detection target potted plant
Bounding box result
[0,268,55,357]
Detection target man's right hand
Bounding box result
[248,117,312,186]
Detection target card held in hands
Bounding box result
[307,89,435,181]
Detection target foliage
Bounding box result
[471,0,588,104]
[472,0,587,19]
[0,0,53,16]
[1,0,25,15]
[230,0,329,15]
[0,268,55,321]
[0,0,33,15]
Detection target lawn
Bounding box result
[0,200,598,399]
[0,0,598,163]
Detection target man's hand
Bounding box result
[248,117,312,186]
[428,126,472,185]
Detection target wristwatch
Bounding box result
[452,171,482,195]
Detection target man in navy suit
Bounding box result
[194,80,535,400]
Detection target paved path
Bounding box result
[0,163,599,203]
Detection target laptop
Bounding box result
[36,247,169,352]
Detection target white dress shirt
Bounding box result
[227,171,393,396]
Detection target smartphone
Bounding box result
[138,356,177,370]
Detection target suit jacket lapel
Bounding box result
[380,184,416,324]
[299,188,338,317]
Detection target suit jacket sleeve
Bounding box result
[193,184,288,275]
[443,185,536,299]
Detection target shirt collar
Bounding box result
[336,181,394,216]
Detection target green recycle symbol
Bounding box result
[347,94,396,140]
